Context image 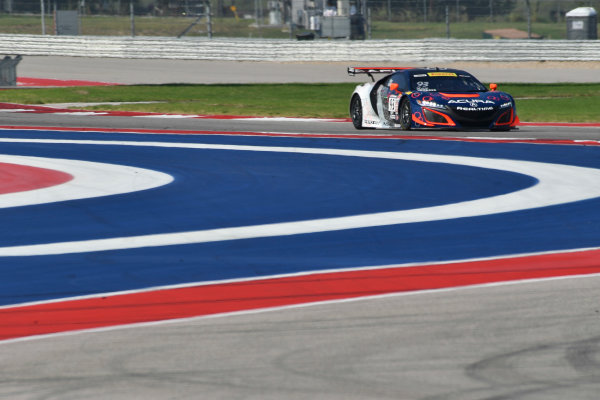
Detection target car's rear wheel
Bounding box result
[350,95,364,129]
[399,98,412,130]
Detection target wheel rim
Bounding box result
[352,98,362,125]
[401,101,411,128]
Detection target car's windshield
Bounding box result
[410,72,486,92]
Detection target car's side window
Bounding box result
[394,73,409,91]
[385,72,408,92]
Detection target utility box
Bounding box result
[0,55,21,86]
[55,10,79,35]
[566,7,597,40]
[321,16,350,38]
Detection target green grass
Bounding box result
[0,83,598,122]
[0,14,291,38]
[495,83,600,122]
[0,13,592,39]
[0,84,355,118]
[370,20,569,39]
[514,97,600,123]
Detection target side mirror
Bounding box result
[390,83,399,92]
[490,83,498,91]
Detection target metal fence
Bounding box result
[0,0,598,39]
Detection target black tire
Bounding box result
[399,98,412,130]
[350,95,365,130]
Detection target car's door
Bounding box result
[378,72,408,122]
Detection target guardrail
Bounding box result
[0,34,599,62]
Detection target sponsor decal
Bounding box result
[415,81,437,92]
[388,96,400,112]
[449,99,495,108]
[416,81,430,90]
[427,72,458,77]
[418,100,444,108]
[456,106,494,111]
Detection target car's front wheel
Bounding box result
[399,98,412,130]
[350,95,364,130]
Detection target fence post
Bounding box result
[40,0,46,35]
[525,0,532,38]
[206,1,213,39]
[446,5,450,38]
[130,1,135,37]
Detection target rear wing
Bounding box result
[347,67,413,81]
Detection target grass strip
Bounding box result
[0,14,579,39]
[0,83,598,122]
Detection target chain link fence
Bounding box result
[0,0,598,39]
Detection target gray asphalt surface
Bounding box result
[2,59,600,400]
[16,56,600,84]
[2,276,599,400]
[0,110,598,141]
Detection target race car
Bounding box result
[348,67,519,131]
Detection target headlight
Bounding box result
[417,100,445,109]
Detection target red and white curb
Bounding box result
[1,102,599,127]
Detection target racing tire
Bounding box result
[350,95,365,130]
[399,98,412,130]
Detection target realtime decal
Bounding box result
[456,107,494,111]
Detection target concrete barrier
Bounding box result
[1,34,599,62]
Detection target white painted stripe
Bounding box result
[232,117,347,122]
[1,138,600,256]
[133,114,196,119]
[0,154,173,208]
[52,112,108,116]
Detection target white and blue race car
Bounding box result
[348,67,519,131]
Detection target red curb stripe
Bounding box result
[0,162,73,195]
[16,77,119,87]
[2,249,600,341]
[520,122,600,127]
[1,102,598,127]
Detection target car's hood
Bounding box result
[412,91,514,109]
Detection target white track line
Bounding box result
[2,138,600,256]
[0,154,173,208]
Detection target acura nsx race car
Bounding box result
[348,67,519,131]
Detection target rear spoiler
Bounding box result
[348,67,413,81]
